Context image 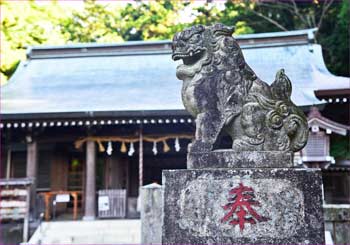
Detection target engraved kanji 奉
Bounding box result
[221,183,269,231]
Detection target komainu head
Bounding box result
[172,24,252,81]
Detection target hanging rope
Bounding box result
[74,134,193,151]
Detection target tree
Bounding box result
[59,0,123,43]
[318,0,349,76]
[191,0,349,76]
[59,0,189,42]
[117,0,188,41]
[245,0,349,76]
[0,0,67,84]
[192,2,254,34]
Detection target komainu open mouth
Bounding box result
[172,49,205,66]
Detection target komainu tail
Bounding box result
[271,69,292,101]
[271,69,308,152]
[285,113,309,152]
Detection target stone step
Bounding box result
[27,219,140,244]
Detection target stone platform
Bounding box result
[162,168,325,245]
[188,150,293,168]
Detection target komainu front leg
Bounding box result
[190,111,224,152]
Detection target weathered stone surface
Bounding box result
[323,204,350,244]
[334,222,350,245]
[163,23,323,245]
[323,204,350,221]
[188,150,293,168]
[162,168,324,244]
[141,183,163,245]
[172,23,308,152]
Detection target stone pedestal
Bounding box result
[162,152,325,244]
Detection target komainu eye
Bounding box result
[189,34,200,43]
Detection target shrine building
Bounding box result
[1,28,349,222]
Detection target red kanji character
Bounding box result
[221,183,269,231]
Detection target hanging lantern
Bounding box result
[175,137,180,152]
[121,142,127,153]
[163,140,170,153]
[106,141,113,156]
[71,159,80,170]
[128,142,135,156]
[152,141,158,155]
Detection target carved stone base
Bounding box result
[162,168,324,245]
[188,150,293,168]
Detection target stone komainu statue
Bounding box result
[172,24,308,152]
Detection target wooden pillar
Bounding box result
[83,140,96,220]
[26,141,38,214]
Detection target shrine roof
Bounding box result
[1,28,348,119]
[307,107,350,136]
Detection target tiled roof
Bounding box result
[1,29,348,117]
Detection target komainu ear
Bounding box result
[212,23,234,37]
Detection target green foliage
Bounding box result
[0,0,67,84]
[191,0,348,76]
[117,0,188,41]
[191,2,254,35]
[331,135,350,160]
[318,0,349,76]
[59,0,123,43]
[59,0,189,42]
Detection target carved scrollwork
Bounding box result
[266,110,284,130]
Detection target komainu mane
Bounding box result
[172,23,308,152]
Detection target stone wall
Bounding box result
[324,204,350,245]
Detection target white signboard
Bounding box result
[98,196,110,211]
[55,194,70,203]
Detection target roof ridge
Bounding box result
[27,28,315,59]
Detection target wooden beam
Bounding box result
[83,140,96,220]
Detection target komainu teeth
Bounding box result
[190,52,193,56]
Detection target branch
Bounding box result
[250,9,288,31]
[258,2,295,12]
[290,0,308,27]
[255,0,310,29]
[317,0,335,30]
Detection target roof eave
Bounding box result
[315,88,350,100]
[0,109,190,121]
